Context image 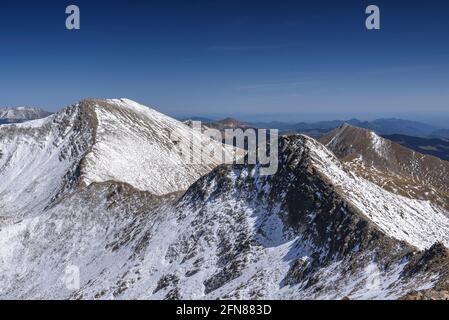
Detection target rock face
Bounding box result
[0,101,448,300]
[0,106,52,124]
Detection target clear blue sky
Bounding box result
[1,0,448,126]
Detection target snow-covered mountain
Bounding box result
[0,101,448,300]
[320,124,449,211]
[0,106,52,124]
[0,98,236,219]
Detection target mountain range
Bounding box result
[218,118,449,139]
[183,117,449,162]
[0,99,448,300]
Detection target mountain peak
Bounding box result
[77,98,236,195]
[0,98,237,218]
[320,123,449,212]
[320,123,386,158]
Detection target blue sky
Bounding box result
[0,0,448,126]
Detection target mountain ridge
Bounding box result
[2,134,449,299]
[320,124,449,212]
[1,99,448,299]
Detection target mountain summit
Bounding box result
[320,123,449,211]
[0,98,235,218]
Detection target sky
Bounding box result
[0,0,448,126]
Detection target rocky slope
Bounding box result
[79,99,237,195]
[1,103,448,300]
[320,124,449,212]
[0,98,236,220]
[0,104,95,220]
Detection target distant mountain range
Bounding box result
[182,117,449,139]
[250,118,449,138]
[3,109,447,163]
[181,117,449,162]
[0,106,52,124]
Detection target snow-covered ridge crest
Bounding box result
[0,103,96,218]
[0,98,238,214]
[299,135,449,250]
[78,98,238,195]
[320,123,449,212]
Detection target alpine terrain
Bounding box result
[0,100,448,300]
[0,107,52,124]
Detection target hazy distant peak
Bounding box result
[0,106,52,122]
[217,117,250,128]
